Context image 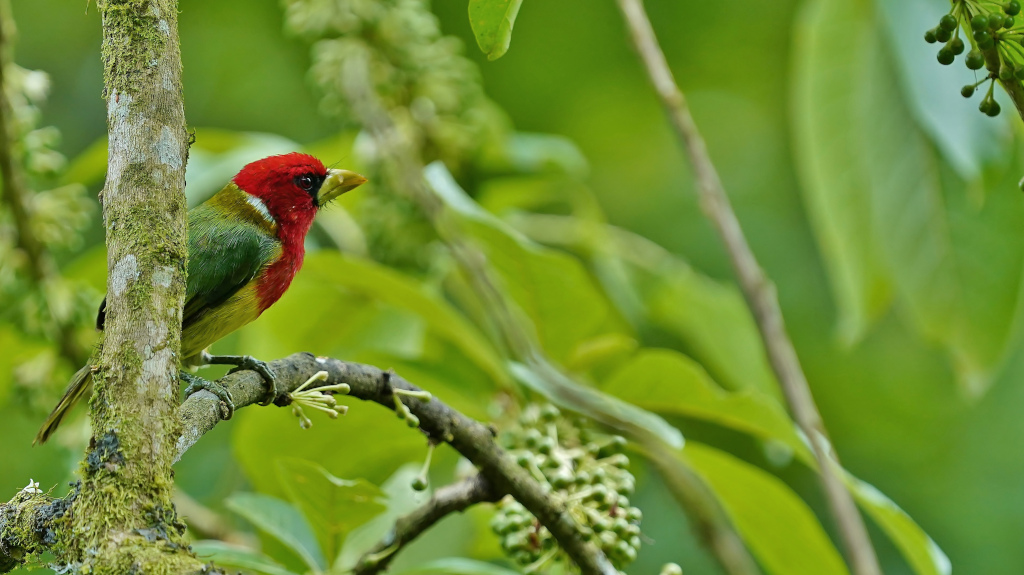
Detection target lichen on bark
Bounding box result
[58,0,199,572]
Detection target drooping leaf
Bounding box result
[276,459,388,564]
[602,349,808,461]
[843,472,951,575]
[792,0,893,344]
[793,0,1024,394]
[225,492,327,573]
[190,540,302,575]
[468,0,523,60]
[683,442,850,575]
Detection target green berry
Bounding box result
[524,428,542,447]
[966,49,986,69]
[411,475,428,491]
[660,565,684,575]
[1009,1,1022,16]
[990,13,1005,29]
[940,13,958,31]
[612,517,630,536]
[540,404,560,421]
[987,100,1002,117]
[951,36,965,54]
[972,13,990,30]
[962,84,976,98]
[516,453,531,467]
[1001,62,1015,80]
[924,28,937,43]
[974,28,993,46]
[1006,15,1016,28]
[979,98,994,114]
[936,26,953,42]
[537,437,554,455]
[627,507,643,522]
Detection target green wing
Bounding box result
[181,202,280,329]
[95,198,280,331]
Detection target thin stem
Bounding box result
[612,1,881,574]
[352,474,499,575]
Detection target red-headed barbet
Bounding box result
[35,152,367,444]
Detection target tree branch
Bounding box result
[177,352,617,575]
[0,485,67,573]
[352,474,499,575]
[612,1,881,574]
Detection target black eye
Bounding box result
[296,174,314,191]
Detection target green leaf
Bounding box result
[874,0,1009,181]
[190,540,302,575]
[794,0,1024,394]
[684,442,850,575]
[299,252,509,388]
[276,459,387,564]
[601,349,808,461]
[396,557,522,575]
[792,0,893,344]
[224,492,327,573]
[468,0,523,60]
[843,472,951,575]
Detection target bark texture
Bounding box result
[64,0,198,572]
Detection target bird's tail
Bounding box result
[34,364,93,445]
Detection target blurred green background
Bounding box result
[3,0,1024,574]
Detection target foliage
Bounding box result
[6,0,1024,574]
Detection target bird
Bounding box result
[35,152,367,444]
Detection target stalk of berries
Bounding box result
[925,0,1023,116]
[490,404,643,573]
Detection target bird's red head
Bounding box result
[231,152,367,237]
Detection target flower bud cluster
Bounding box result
[490,404,642,573]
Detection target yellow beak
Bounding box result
[317,169,367,206]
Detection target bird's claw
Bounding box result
[181,371,234,420]
[204,354,278,406]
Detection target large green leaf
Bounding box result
[508,213,780,398]
[791,0,893,344]
[225,492,327,573]
[794,0,1024,394]
[468,0,523,60]
[843,472,951,575]
[276,459,387,564]
[602,349,807,460]
[190,540,301,575]
[683,442,849,575]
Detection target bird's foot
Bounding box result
[181,371,234,420]
[203,353,278,406]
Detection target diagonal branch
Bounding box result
[612,1,881,574]
[177,352,617,575]
[352,474,499,575]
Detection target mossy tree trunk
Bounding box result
[63,0,201,572]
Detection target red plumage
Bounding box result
[232,153,327,311]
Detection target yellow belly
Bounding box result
[181,281,262,362]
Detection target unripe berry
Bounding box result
[966,49,986,69]
[1008,1,1022,16]
[990,13,1005,29]
[972,13,990,31]
[987,100,1002,116]
[661,565,684,575]
[979,98,994,114]
[940,13,958,31]
[1006,16,1016,28]
[924,29,937,43]
[1001,62,1015,80]
[974,29,994,48]
[936,27,953,42]
[962,84,976,98]
[951,36,966,54]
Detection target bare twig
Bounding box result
[352,474,499,575]
[612,1,881,574]
[177,352,617,575]
[0,0,82,365]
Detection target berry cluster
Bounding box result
[490,405,642,573]
[925,1,1023,116]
